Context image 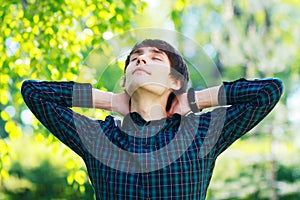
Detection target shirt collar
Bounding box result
[121,112,181,131]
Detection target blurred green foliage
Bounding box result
[1,0,300,199]
[0,0,146,199]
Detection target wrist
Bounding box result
[111,93,119,113]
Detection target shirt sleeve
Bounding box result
[213,78,283,156]
[21,80,99,158]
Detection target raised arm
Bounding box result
[21,80,99,157]
[211,78,283,156]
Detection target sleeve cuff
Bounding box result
[72,83,93,108]
[218,78,247,106]
[218,84,227,106]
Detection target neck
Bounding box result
[130,89,170,121]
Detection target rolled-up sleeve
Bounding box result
[214,78,283,156]
[21,80,98,157]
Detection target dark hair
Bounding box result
[124,39,189,111]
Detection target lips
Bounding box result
[132,68,151,75]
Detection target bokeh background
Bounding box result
[1,0,300,199]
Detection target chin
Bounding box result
[126,82,169,96]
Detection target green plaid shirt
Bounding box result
[21,78,283,200]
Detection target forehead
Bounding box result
[131,46,168,57]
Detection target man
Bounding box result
[22,39,283,199]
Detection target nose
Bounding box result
[136,56,147,65]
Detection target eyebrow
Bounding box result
[131,48,166,57]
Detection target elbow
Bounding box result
[259,78,284,106]
[268,78,284,102]
[272,78,284,97]
[21,80,31,96]
[21,80,36,100]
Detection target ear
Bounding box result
[169,76,182,91]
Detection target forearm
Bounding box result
[195,85,221,110]
[92,89,113,110]
[92,89,129,115]
[194,78,283,110]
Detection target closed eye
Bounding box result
[152,57,162,61]
[130,57,137,62]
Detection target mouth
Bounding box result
[132,68,151,75]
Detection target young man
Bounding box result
[22,39,283,199]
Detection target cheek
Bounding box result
[123,69,137,89]
[153,65,170,77]
[125,64,134,73]
[123,74,131,89]
[124,65,134,80]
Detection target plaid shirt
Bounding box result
[21,78,283,200]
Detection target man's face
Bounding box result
[124,46,175,96]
